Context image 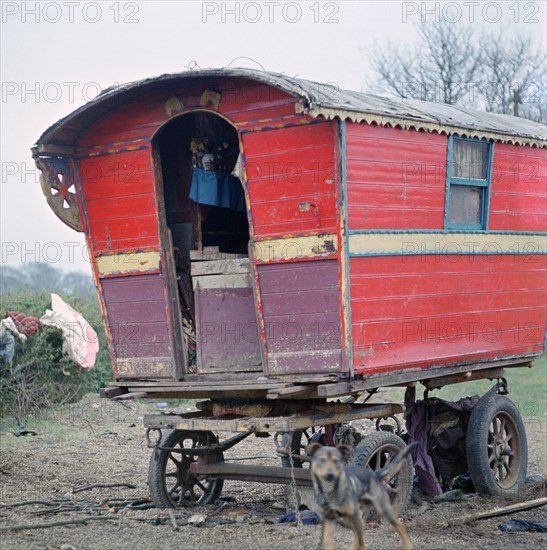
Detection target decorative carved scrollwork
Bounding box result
[35,156,83,231]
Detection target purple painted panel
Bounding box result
[264,312,341,353]
[257,259,343,375]
[110,321,170,347]
[116,342,172,358]
[100,274,173,370]
[268,349,343,375]
[195,287,262,371]
[261,289,339,316]
[106,301,168,323]
[258,260,339,293]
[101,273,166,302]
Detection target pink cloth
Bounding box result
[40,294,98,371]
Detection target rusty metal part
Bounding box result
[275,442,311,466]
[273,431,292,458]
[146,428,163,448]
[375,415,403,436]
[496,377,509,395]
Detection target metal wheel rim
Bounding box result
[163,432,220,506]
[487,411,522,489]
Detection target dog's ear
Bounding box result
[305,443,323,458]
[336,444,352,463]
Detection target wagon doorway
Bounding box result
[154,111,262,376]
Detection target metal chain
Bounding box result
[287,448,303,527]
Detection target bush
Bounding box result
[0,290,113,422]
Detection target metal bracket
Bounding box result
[146,428,162,448]
[375,415,402,436]
[273,431,292,458]
[496,377,509,395]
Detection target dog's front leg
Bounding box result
[348,512,366,550]
[322,518,336,550]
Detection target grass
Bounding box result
[372,356,547,419]
[0,396,200,449]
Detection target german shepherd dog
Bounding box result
[306,442,417,550]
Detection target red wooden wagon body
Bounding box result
[33,68,547,399]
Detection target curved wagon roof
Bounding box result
[34,67,546,152]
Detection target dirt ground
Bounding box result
[0,394,545,550]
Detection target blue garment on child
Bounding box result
[189,168,245,212]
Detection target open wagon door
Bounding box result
[155,111,263,375]
[242,121,346,376]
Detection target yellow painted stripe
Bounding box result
[96,250,160,275]
[253,233,338,262]
[348,232,547,255]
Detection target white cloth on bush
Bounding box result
[1,317,27,341]
[39,294,98,371]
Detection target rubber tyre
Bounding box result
[466,394,527,497]
[148,430,224,509]
[348,432,413,518]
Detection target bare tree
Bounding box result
[366,21,546,122]
[368,21,481,106]
[479,33,546,123]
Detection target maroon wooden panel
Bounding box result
[100,274,173,375]
[101,274,166,302]
[350,255,547,375]
[257,260,344,375]
[345,123,448,230]
[194,287,262,371]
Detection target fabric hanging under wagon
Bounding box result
[189,168,245,212]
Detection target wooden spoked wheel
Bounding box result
[148,430,224,508]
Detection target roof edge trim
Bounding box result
[304,105,547,147]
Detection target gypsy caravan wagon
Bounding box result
[33,68,546,509]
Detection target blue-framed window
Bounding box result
[445,136,494,230]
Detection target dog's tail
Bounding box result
[379,441,418,483]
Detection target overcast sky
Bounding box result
[1,0,546,274]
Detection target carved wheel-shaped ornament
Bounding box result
[36,157,83,231]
